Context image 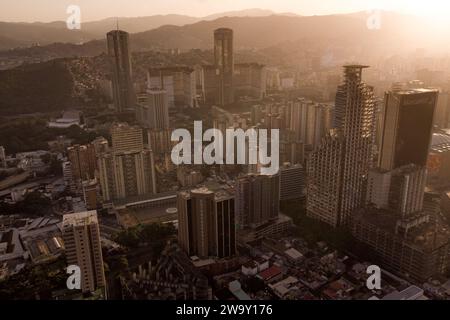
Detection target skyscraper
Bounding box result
[136,89,170,130]
[62,211,105,294]
[379,88,439,171]
[178,186,236,259]
[67,144,97,182]
[351,85,449,282]
[235,173,280,228]
[307,65,376,228]
[107,30,135,113]
[98,123,156,202]
[214,28,234,106]
[111,123,144,154]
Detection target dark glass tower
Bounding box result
[107,30,135,113]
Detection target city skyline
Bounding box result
[1,0,450,304]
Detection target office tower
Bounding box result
[136,89,170,130]
[67,144,97,182]
[280,163,306,201]
[111,123,144,154]
[62,211,105,293]
[235,173,280,228]
[214,28,234,106]
[307,65,376,228]
[351,84,449,282]
[234,63,267,100]
[147,66,197,108]
[379,88,438,171]
[107,30,135,112]
[0,146,6,168]
[98,123,156,202]
[178,186,236,259]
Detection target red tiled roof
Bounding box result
[258,265,282,281]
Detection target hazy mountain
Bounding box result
[82,15,199,37]
[0,12,443,59]
[203,8,278,20]
[0,9,301,50]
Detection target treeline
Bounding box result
[114,223,176,253]
[0,118,98,154]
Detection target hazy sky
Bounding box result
[1,0,450,22]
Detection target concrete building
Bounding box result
[62,211,105,293]
[98,123,156,203]
[111,123,144,154]
[307,66,376,228]
[147,66,197,108]
[107,30,135,113]
[234,63,266,100]
[136,89,170,130]
[288,99,334,150]
[280,163,305,201]
[214,28,234,106]
[178,185,236,259]
[427,132,450,188]
[235,173,280,228]
[67,144,97,182]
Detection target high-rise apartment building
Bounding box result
[307,65,376,228]
[62,211,105,293]
[178,186,236,259]
[288,99,334,150]
[379,88,438,171]
[235,173,280,228]
[233,63,267,100]
[280,163,306,201]
[136,89,170,130]
[214,28,234,106]
[107,30,135,112]
[111,123,144,154]
[98,123,156,202]
[67,144,97,182]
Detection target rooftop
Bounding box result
[62,210,98,228]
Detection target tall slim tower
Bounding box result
[307,65,376,227]
[107,30,135,113]
[63,211,105,294]
[214,28,234,106]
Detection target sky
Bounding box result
[1,0,450,22]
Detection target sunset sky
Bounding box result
[1,0,449,22]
